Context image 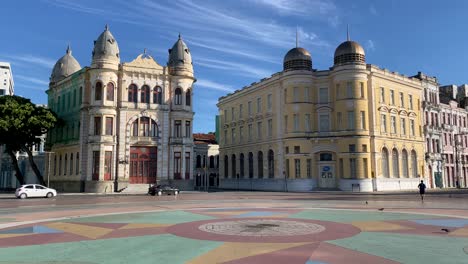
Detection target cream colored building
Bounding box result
[45,25,195,193]
[217,38,426,192]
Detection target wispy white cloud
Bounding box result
[196,79,235,92]
[195,57,273,79]
[4,54,55,69]
[366,40,375,51]
[15,75,49,86]
[251,0,336,16]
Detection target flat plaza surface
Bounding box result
[0,191,468,263]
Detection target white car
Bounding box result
[15,184,57,199]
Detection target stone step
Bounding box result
[121,184,151,194]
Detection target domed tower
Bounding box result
[50,45,81,84]
[168,34,193,77]
[333,35,365,66]
[283,47,312,71]
[91,25,120,70]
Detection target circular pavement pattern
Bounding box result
[167,217,361,243]
[198,219,326,237]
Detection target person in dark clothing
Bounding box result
[418,180,426,201]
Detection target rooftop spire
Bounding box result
[178,33,181,40]
[296,26,298,48]
[105,24,109,31]
[66,43,71,55]
[347,24,350,41]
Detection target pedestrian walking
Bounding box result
[418,180,426,201]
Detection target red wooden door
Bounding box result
[129,147,157,184]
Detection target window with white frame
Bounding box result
[319,87,328,103]
[380,87,385,103]
[390,90,395,105]
[381,114,387,132]
[391,116,396,134]
[360,111,366,130]
[401,118,406,135]
[410,119,415,136]
[257,97,262,113]
[319,114,329,132]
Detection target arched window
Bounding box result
[411,150,418,178]
[231,154,236,178]
[175,88,182,105]
[392,148,399,178]
[248,152,254,178]
[106,82,114,101]
[224,155,228,178]
[153,86,162,104]
[95,82,102,101]
[239,153,245,178]
[196,155,201,168]
[186,89,191,106]
[258,151,264,178]
[141,85,150,103]
[402,149,409,178]
[131,117,158,137]
[382,148,389,178]
[128,84,137,103]
[268,149,274,178]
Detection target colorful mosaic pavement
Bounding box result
[0,208,467,264]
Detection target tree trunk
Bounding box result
[22,147,46,186]
[6,149,25,185]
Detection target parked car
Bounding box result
[148,184,179,196]
[15,184,57,199]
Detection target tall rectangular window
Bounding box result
[237,126,242,143]
[401,118,406,135]
[410,119,415,136]
[94,117,101,135]
[224,109,228,122]
[339,158,344,177]
[319,88,328,103]
[239,104,243,118]
[174,120,182,137]
[231,107,235,121]
[248,124,252,141]
[267,119,272,137]
[337,112,342,130]
[347,111,355,129]
[409,95,413,110]
[306,159,312,178]
[305,114,311,131]
[390,90,395,105]
[267,94,272,111]
[284,115,288,133]
[257,122,262,139]
[350,158,357,178]
[305,87,310,102]
[295,159,301,178]
[105,117,113,135]
[75,152,79,175]
[346,82,352,98]
[231,128,236,143]
[391,116,396,134]
[360,82,365,98]
[224,130,227,144]
[380,87,385,103]
[381,114,387,132]
[363,158,368,178]
[248,101,252,116]
[293,114,299,131]
[319,114,329,132]
[360,111,366,130]
[92,151,100,180]
[399,92,404,107]
[293,87,299,102]
[185,152,190,179]
[257,97,262,113]
[174,152,181,179]
[336,84,340,99]
[185,121,191,137]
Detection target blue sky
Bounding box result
[1,0,468,133]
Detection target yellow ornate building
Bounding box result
[217,37,425,192]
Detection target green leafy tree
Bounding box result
[0,95,58,185]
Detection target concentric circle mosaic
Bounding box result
[198,219,325,237]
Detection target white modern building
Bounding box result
[0,62,14,96]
